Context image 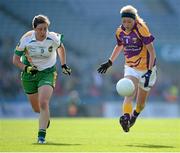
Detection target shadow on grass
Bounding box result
[33,142,82,146]
[126,144,175,149]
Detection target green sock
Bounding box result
[38,129,46,138]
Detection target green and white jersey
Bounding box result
[15,30,63,71]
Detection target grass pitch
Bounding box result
[0,118,180,152]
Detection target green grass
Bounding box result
[0,118,180,152]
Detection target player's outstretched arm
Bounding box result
[97,59,112,73]
[109,45,123,63]
[97,45,123,74]
[57,44,71,75]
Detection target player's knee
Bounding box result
[39,100,49,110]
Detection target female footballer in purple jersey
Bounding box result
[97,5,157,132]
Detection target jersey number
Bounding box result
[126,38,129,44]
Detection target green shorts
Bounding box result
[21,66,57,94]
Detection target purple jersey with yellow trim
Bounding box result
[116,22,155,71]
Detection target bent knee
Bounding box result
[33,108,40,113]
[31,104,40,113]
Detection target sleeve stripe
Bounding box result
[14,50,24,56]
[60,34,64,43]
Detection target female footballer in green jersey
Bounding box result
[13,15,71,143]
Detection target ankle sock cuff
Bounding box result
[133,110,140,117]
[38,129,46,138]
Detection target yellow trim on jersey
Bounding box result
[116,26,123,39]
[133,29,141,40]
[125,45,148,71]
[136,22,151,37]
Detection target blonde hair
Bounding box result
[120,5,144,24]
[32,14,50,28]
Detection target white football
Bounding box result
[116,78,135,97]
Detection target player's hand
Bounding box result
[61,64,71,75]
[141,70,152,87]
[24,65,38,75]
[97,59,112,73]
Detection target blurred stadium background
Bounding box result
[0,0,179,118]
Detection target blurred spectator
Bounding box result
[89,71,103,97]
[67,90,88,117]
[93,70,103,88]
[163,85,179,102]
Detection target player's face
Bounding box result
[34,23,48,41]
[122,17,135,32]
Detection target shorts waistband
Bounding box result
[40,65,56,73]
